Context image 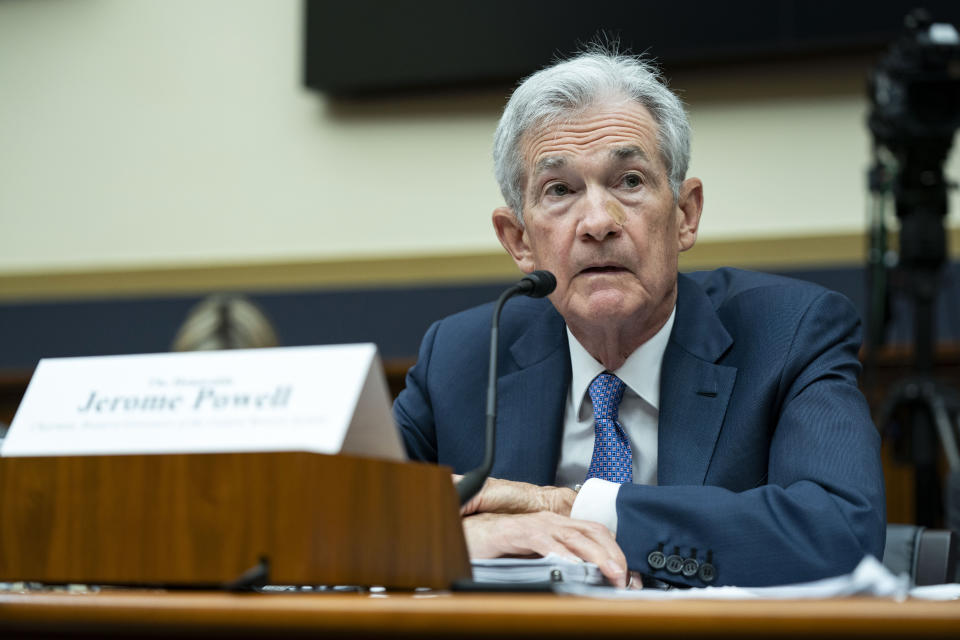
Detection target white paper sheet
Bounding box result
[554,556,960,600]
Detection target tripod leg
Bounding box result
[913,409,942,527]
[946,411,960,535]
[930,392,960,473]
[947,468,960,535]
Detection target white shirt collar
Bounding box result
[567,306,676,418]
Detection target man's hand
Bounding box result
[463,511,629,587]
[457,476,577,517]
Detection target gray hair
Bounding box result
[493,49,691,224]
[172,294,280,352]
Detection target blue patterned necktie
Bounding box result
[585,373,633,484]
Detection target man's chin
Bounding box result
[567,292,643,324]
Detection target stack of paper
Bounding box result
[471,554,607,585]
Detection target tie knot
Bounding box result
[588,373,625,422]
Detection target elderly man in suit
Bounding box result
[393,48,885,588]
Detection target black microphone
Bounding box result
[516,270,557,298]
[456,270,557,505]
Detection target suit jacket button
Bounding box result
[665,554,684,574]
[698,562,716,583]
[681,558,700,577]
[647,550,666,570]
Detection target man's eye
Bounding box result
[621,173,642,188]
[545,183,571,197]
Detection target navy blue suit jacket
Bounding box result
[394,268,886,587]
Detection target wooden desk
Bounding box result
[1,590,959,639]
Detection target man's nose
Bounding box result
[577,192,622,241]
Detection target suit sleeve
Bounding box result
[614,291,886,587]
[392,319,442,462]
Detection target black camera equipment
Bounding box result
[867,9,960,528]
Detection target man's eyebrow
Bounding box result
[610,145,648,161]
[534,155,566,176]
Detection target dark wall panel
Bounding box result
[2,264,960,372]
[304,0,960,95]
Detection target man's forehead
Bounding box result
[533,145,649,175]
[522,103,660,169]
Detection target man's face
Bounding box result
[494,100,702,339]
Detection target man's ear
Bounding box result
[676,177,703,253]
[492,206,535,273]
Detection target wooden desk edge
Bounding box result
[1,591,959,638]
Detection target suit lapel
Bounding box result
[658,275,737,486]
[487,275,737,487]
[492,304,570,485]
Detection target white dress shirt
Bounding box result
[558,307,675,534]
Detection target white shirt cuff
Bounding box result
[569,477,620,535]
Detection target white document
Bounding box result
[471,554,607,585]
[554,555,960,600]
[1,344,405,460]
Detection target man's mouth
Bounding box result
[580,265,628,274]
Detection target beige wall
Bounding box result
[1,0,957,277]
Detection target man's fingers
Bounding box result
[568,519,628,568]
[530,516,627,587]
[463,512,629,588]
[549,520,627,587]
[541,529,625,587]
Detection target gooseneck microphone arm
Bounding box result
[456,270,557,506]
